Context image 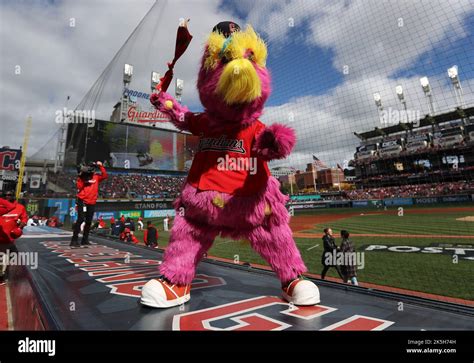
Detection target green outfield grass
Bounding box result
[132,205,474,301]
[301,211,474,236]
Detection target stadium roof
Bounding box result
[355,106,474,140]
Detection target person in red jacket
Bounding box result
[98,216,106,229]
[70,161,107,248]
[119,228,139,244]
[0,191,28,244]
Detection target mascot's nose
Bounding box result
[212,21,241,38]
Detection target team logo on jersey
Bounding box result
[198,135,246,154]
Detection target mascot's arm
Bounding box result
[253,124,296,160]
[150,91,192,133]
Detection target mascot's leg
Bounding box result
[248,222,320,305]
[140,214,217,308]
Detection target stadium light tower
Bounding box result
[420,76,436,115]
[123,63,133,85]
[175,78,184,103]
[373,92,384,124]
[447,65,465,109]
[120,64,133,123]
[151,71,160,92]
[395,85,407,111]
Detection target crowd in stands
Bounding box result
[47,172,185,199]
[101,174,185,199]
[344,181,474,200]
[41,172,474,202]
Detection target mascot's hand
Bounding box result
[150,92,176,112]
[150,91,191,132]
[253,124,296,160]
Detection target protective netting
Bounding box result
[29,0,474,302]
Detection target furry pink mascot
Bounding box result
[141,21,320,308]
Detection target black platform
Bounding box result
[9,227,474,330]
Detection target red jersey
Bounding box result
[0,202,27,244]
[76,165,108,205]
[0,198,15,216]
[2,201,27,224]
[186,114,270,196]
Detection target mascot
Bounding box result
[141,21,320,308]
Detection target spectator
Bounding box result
[27,215,37,226]
[321,228,343,280]
[98,217,106,229]
[119,228,138,244]
[144,221,159,248]
[110,216,115,229]
[0,191,27,244]
[112,219,122,236]
[163,215,170,232]
[124,217,135,232]
[339,230,358,286]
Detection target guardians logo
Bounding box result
[198,135,245,154]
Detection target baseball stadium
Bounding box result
[1,0,474,344]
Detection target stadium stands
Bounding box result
[47,172,185,199]
[344,180,474,200]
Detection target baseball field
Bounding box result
[132,203,474,302]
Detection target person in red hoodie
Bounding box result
[98,216,106,229]
[119,228,139,244]
[70,161,107,248]
[0,191,28,244]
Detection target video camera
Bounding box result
[77,162,97,176]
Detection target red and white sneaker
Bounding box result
[140,278,191,308]
[282,277,320,306]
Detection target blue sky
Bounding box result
[219,1,474,107]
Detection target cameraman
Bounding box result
[70,161,107,248]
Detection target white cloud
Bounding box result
[1,0,473,170]
[0,0,239,156]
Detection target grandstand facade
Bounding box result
[351,106,474,188]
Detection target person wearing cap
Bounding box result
[70,161,107,248]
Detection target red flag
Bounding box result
[157,20,193,92]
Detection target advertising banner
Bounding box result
[0,148,21,171]
[93,211,117,220]
[119,210,142,219]
[144,209,176,218]
[414,197,438,204]
[440,195,471,203]
[47,199,71,223]
[383,198,413,206]
[352,200,369,207]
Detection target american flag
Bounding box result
[312,155,328,170]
